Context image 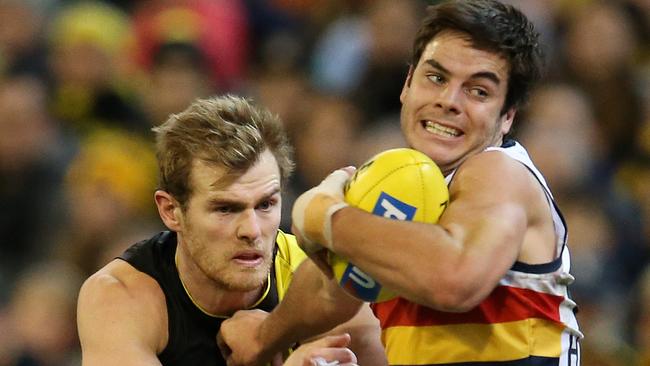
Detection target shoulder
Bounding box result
[78,259,168,355]
[446,147,552,235]
[451,149,538,201]
[80,259,164,305]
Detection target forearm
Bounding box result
[330,205,524,310]
[330,207,462,308]
[259,259,364,355]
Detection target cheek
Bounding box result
[262,214,281,242]
[265,207,283,228]
[192,210,229,231]
[467,105,500,129]
[184,216,232,250]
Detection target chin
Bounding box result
[224,277,267,292]
[408,143,439,161]
[217,267,269,292]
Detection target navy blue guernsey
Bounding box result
[118,231,279,365]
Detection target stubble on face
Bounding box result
[176,153,281,294]
[180,217,274,292]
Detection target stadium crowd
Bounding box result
[0,0,648,365]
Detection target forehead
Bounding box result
[189,150,281,198]
[418,30,510,82]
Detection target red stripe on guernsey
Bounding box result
[372,285,563,328]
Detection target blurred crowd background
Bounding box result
[0,0,647,365]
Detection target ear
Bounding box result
[500,108,516,135]
[154,190,183,232]
[400,66,414,103]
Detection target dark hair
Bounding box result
[411,0,544,113]
[152,41,208,72]
[153,95,294,209]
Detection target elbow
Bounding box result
[434,293,481,313]
[417,274,483,313]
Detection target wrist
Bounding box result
[257,313,297,359]
[322,201,348,249]
[327,204,350,253]
[303,195,347,250]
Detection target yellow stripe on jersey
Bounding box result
[382,318,564,365]
[274,230,308,300]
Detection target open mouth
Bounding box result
[233,252,264,267]
[422,120,462,138]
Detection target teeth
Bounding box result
[424,121,461,137]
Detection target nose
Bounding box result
[236,209,262,243]
[435,85,462,115]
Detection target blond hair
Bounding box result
[153,95,294,208]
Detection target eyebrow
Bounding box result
[209,198,247,211]
[209,187,281,208]
[424,59,501,86]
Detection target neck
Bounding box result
[175,247,268,317]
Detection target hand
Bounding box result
[217,309,284,366]
[284,334,358,366]
[290,228,334,278]
[291,168,354,254]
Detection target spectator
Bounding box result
[47,1,147,137]
[0,75,73,301]
[138,41,214,127]
[5,261,84,366]
[53,128,158,278]
[130,0,250,92]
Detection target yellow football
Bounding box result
[330,148,449,303]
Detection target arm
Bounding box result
[316,303,386,366]
[77,260,167,366]
[219,259,382,365]
[261,259,367,353]
[330,152,549,311]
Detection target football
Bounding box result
[329,148,449,302]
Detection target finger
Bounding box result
[216,332,232,359]
[311,348,356,364]
[323,169,352,186]
[317,333,351,348]
[309,357,334,366]
[340,166,357,176]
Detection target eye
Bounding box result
[257,199,277,212]
[215,205,232,214]
[426,74,445,84]
[468,87,489,99]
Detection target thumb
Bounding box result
[323,169,352,187]
[341,166,357,176]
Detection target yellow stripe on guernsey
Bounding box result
[383,319,564,364]
[272,230,308,363]
[274,230,308,300]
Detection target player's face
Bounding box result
[400,30,515,175]
[178,150,282,292]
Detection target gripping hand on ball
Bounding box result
[292,168,353,256]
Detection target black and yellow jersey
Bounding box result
[119,230,306,366]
